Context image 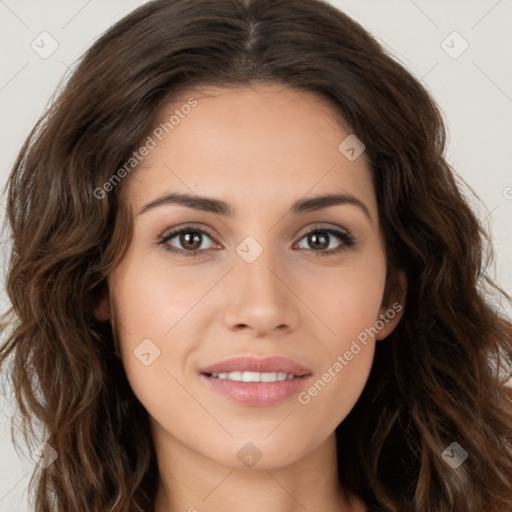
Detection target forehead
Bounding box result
[123,83,376,218]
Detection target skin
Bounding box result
[96,82,406,512]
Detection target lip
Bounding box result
[199,355,313,407]
[199,355,312,376]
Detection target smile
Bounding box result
[209,371,296,382]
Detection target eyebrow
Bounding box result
[138,192,372,223]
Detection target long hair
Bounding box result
[1,0,511,510]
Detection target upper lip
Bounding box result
[200,356,312,377]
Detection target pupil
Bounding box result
[310,232,328,250]
[182,231,201,250]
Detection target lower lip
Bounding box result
[199,374,311,406]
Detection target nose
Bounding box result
[223,248,300,338]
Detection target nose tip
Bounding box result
[223,253,299,337]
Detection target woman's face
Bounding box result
[98,83,405,469]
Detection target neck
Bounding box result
[151,424,364,512]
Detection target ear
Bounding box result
[94,285,111,322]
[375,270,407,341]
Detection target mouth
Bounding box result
[199,356,313,406]
[206,371,298,382]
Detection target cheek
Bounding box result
[295,258,386,424]
[298,341,375,439]
[111,248,215,339]
[297,278,383,434]
[109,250,211,405]
[301,253,387,344]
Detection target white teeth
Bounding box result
[210,371,296,382]
[243,371,261,382]
[261,372,278,382]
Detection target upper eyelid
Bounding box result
[162,224,217,241]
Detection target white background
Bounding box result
[1,1,511,509]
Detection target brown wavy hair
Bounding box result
[1,0,512,510]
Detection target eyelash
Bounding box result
[157,224,355,258]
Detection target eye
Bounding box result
[295,225,355,255]
[158,224,355,258]
[158,225,217,257]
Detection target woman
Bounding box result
[1,0,511,511]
